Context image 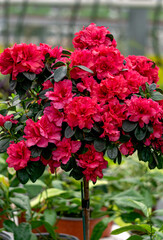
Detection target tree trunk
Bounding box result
[83,177,90,240]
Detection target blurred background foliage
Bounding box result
[0,0,163,99]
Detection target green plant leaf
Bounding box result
[0,138,10,153]
[26,161,45,183]
[43,209,57,226]
[94,139,106,152]
[111,225,149,235]
[70,167,83,180]
[30,188,66,208]
[73,65,94,74]
[53,65,67,82]
[134,126,147,141]
[127,235,143,240]
[127,199,149,218]
[149,83,156,91]
[4,121,12,130]
[9,187,27,194]
[122,120,138,132]
[106,33,114,41]
[44,221,57,239]
[52,61,66,68]
[65,126,75,138]
[90,216,115,240]
[23,72,36,81]
[151,91,163,101]
[30,146,42,158]
[9,79,17,90]
[62,49,71,56]
[106,145,118,160]
[16,168,29,184]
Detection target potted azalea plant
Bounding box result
[0,23,163,240]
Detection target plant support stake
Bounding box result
[82,177,90,240]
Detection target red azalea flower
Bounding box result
[42,80,54,90]
[6,140,39,171]
[52,137,81,165]
[77,144,108,183]
[119,139,134,156]
[0,43,45,80]
[126,96,162,128]
[45,79,73,109]
[70,49,94,79]
[126,55,159,84]
[39,43,63,59]
[44,104,64,127]
[65,96,101,129]
[73,23,117,49]
[0,114,18,127]
[92,45,124,79]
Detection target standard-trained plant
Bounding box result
[0,23,163,240]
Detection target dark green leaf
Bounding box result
[0,109,8,116]
[30,146,42,158]
[74,65,94,74]
[122,120,138,132]
[23,72,36,81]
[138,147,152,163]
[16,84,26,98]
[139,86,145,97]
[94,139,106,152]
[16,168,29,184]
[39,88,53,100]
[65,126,75,138]
[134,126,147,141]
[31,220,44,230]
[70,167,83,180]
[111,225,148,235]
[61,157,74,172]
[0,138,10,153]
[117,151,122,165]
[127,236,143,240]
[22,79,32,91]
[62,49,71,56]
[44,221,56,239]
[149,83,156,91]
[52,61,66,68]
[54,66,67,82]
[4,121,12,130]
[3,220,16,233]
[106,33,114,41]
[9,79,17,90]
[106,145,118,160]
[26,161,45,183]
[9,187,26,194]
[90,216,115,240]
[151,91,163,101]
[42,148,52,160]
[15,125,24,133]
[119,134,131,143]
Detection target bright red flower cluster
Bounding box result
[1,23,162,184]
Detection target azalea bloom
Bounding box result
[0,43,44,80]
[6,140,39,170]
[77,144,108,183]
[65,96,101,129]
[52,137,81,165]
[0,114,18,127]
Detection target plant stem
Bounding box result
[83,177,90,240]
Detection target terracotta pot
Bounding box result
[0,232,12,240]
[55,216,113,240]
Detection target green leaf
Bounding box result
[62,49,71,56]
[127,236,143,240]
[30,146,42,158]
[3,219,16,233]
[26,161,45,183]
[43,209,57,226]
[73,65,94,74]
[61,158,73,172]
[52,61,66,68]
[134,126,147,141]
[151,91,163,101]
[4,121,12,130]
[138,147,152,163]
[9,187,26,194]
[149,83,156,91]
[0,138,11,153]
[65,126,75,138]
[139,86,145,97]
[30,233,37,240]
[94,139,106,152]
[9,79,17,90]
[30,188,66,208]
[16,168,29,184]
[127,199,149,217]
[21,80,32,91]
[106,33,114,41]
[122,120,138,132]
[23,72,36,81]
[39,88,53,100]
[106,145,118,160]
[70,167,83,180]
[90,216,115,240]
[31,220,44,230]
[41,148,52,160]
[44,221,57,239]
[53,65,67,82]
[15,125,24,133]
[111,225,149,235]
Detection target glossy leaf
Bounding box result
[65,126,75,138]
[23,72,36,81]
[53,65,67,82]
[94,139,106,152]
[16,168,29,184]
[122,120,137,132]
[106,146,118,160]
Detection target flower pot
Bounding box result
[35,233,79,240]
[0,209,8,228]
[55,216,113,240]
[0,232,12,240]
